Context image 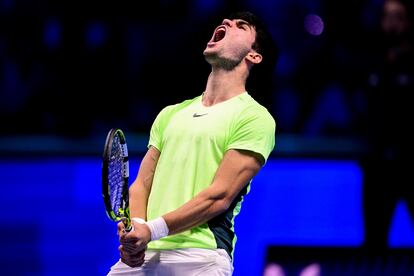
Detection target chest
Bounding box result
[163,103,236,146]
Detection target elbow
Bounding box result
[129,181,146,197]
[213,198,232,214]
[204,186,233,214]
[129,182,138,194]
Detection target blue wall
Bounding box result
[0,157,413,275]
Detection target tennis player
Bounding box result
[108,11,278,275]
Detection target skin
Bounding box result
[381,0,410,37]
[381,0,413,62]
[118,17,265,267]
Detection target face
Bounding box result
[382,0,411,37]
[203,18,260,69]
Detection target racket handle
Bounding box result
[122,217,132,232]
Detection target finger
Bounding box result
[120,237,140,248]
[119,244,146,259]
[134,250,146,262]
[119,233,138,243]
[117,222,125,235]
[122,243,140,254]
[120,250,145,267]
[121,257,144,268]
[120,242,142,256]
[123,242,147,255]
[121,255,140,267]
[129,243,148,254]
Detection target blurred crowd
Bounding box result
[1,1,413,273]
[0,0,413,146]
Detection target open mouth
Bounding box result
[213,26,226,42]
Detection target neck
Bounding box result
[202,65,248,106]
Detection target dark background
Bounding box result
[0,0,380,142]
[1,0,414,276]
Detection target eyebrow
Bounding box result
[235,19,254,30]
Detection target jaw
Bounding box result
[204,50,242,71]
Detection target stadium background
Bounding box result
[1,0,413,275]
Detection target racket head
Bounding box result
[102,128,131,230]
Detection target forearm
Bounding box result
[129,146,160,220]
[163,186,230,235]
[129,181,151,220]
[145,149,261,240]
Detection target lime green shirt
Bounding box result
[146,92,276,257]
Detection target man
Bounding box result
[361,0,414,250]
[108,11,277,275]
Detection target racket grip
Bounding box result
[122,217,132,232]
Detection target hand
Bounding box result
[119,220,151,253]
[119,244,146,267]
[117,221,151,267]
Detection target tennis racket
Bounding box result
[102,128,132,231]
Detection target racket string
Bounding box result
[108,135,125,216]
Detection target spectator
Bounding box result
[360,0,414,249]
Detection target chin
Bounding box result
[203,51,218,63]
[203,47,216,55]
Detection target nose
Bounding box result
[221,18,233,27]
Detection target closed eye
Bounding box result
[237,23,248,30]
[236,20,251,31]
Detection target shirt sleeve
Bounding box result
[226,106,276,164]
[148,105,175,152]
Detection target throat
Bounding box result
[203,70,246,106]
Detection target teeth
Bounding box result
[214,27,226,42]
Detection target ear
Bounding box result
[246,51,263,64]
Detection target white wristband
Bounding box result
[146,217,169,241]
[132,217,146,224]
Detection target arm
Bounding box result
[163,149,262,234]
[118,146,160,266]
[122,148,262,253]
[128,146,160,220]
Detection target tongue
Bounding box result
[215,30,225,42]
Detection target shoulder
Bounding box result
[157,95,201,117]
[238,93,276,127]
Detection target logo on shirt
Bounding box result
[193,113,208,117]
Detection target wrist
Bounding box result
[131,217,146,225]
[146,217,169,241]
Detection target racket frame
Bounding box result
[102,128,131,230]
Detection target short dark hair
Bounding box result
[228,11,278,67]
[228,11,279,106]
